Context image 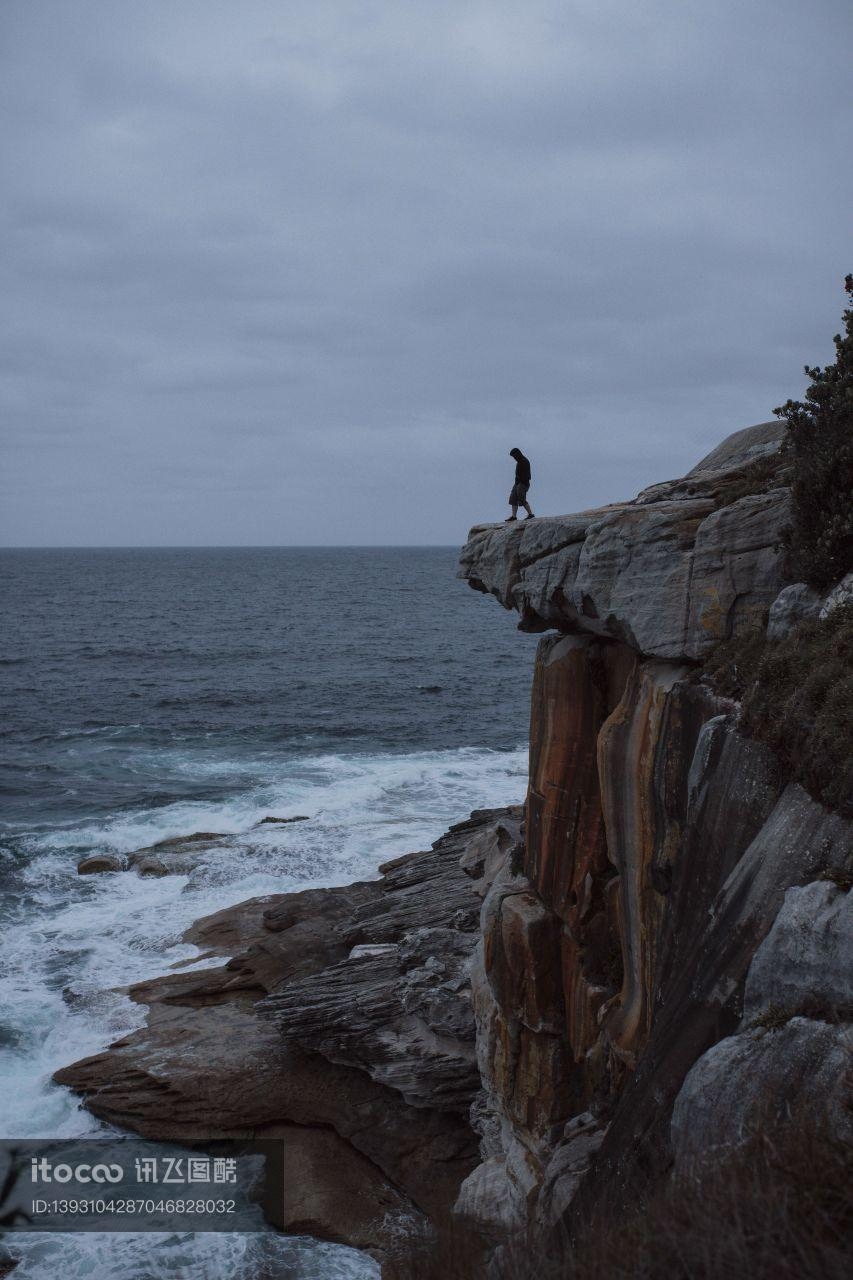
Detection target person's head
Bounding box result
[509,448,521,459]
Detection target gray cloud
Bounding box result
[1,0,851,545]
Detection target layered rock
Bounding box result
[55,808,522,1257]
[459,421,789,659]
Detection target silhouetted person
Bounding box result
[507,448,534,520]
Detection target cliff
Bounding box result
[459,420,789,659]
[455,419,852,1262]
[53,420,852,1273]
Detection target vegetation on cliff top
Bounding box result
[774,274,853,588]
[703,603,853,815]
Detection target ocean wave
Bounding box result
[0,741,524,1280]
[7,1231,378,1279]
[14,743,526,861]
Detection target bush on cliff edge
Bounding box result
[774,274,853,588]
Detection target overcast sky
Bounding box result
[1,0,850,546]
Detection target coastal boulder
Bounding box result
[767,582,823,641]
[671,1018,853,1170]
[743,880,853,1022]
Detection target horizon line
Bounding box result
[0,543,464,551]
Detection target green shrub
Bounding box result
[774,275,853,588]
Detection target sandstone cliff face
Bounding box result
[456,421,853,1246]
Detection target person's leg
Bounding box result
[505,505,518,521]
[516,484,534,518]
[506,485,519,520]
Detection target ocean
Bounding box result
[0,547,539,1279]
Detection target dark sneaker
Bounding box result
[504,515,517,522]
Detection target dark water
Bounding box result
[0,547,537,1280]
[1,547,537,828]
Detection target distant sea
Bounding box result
[0,547,539,1280]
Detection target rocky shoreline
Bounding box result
[54,420,852,1273]
[56,808,524,1259]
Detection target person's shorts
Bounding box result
[510,483,529,505]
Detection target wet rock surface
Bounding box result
[77,830,232,877]
[76,820,313,878]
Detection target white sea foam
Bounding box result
[8,1230,378,1279]
[1,743,527,1278]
